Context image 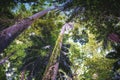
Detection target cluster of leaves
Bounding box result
[66,28,115,80]
[84,56,114,80]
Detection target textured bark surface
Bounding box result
[42,23,73,80]
[0,7,55,53]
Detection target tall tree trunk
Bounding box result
[42,23,73,80]
[0,7,56,53]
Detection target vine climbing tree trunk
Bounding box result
[42,23,73,80]
[0,7,57,53]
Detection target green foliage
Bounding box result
[66,26,114,80]
[84,56,114,80]
[1,0,120,80]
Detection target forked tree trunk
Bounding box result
[0,7,56,53]
[42,23,73,80]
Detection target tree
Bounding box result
[42,23,73,80]
[0,7,57,53]
[0,0,72,53]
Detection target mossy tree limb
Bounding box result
[42,23,73,80]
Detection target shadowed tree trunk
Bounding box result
[0,7,56,53]
[42,23,73,80]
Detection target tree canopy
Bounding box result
[0,0,120,80]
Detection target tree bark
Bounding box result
[42,23,73,80]
[0,7,56,53]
